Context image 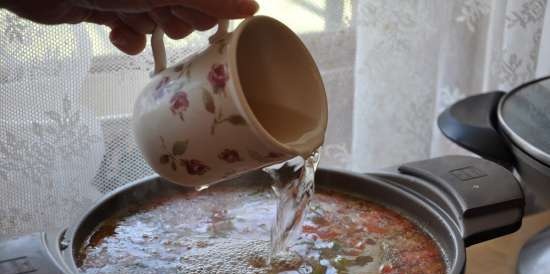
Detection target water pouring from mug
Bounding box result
[263,148,321,259]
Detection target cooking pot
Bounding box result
[438,76,550,274]
[0,155,523,274]
[438,76,550,213]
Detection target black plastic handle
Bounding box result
[0,233,65,274]
[438,91,515,167]
[397,155,524,246]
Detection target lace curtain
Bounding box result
[353,0,550,171]
[0,0,548,238]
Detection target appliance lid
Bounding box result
[498,77,550,166]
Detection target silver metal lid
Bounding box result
[498,77,550,166]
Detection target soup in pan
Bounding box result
[78,181,446,274]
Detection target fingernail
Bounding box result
[238,0,259,15]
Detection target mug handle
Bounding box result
[151,20,230,75]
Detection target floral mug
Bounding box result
[133,16,328,187]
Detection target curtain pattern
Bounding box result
[353,0,548,171]
[1,0,548,237]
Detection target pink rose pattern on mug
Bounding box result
[181,159,211,175]
[152,41,284,177]
[208,64,229,95]
[169,91,190,121]
[218,149,243,163]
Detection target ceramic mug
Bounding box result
[133,16,328,187]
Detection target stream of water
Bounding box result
[264,149,321,259]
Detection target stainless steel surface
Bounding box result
[498,76,550,166]
[517,226,550,274]
[496,78,550,274]
[0,233,66,274]
[510,142,550,212]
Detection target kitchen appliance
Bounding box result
[438,76,550,274]
[0,155,524,274]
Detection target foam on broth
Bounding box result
[78,179,446,274]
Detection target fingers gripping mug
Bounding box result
[133,16,328,187]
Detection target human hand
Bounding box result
[0,0,259,55]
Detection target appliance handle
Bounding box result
[437,91,515,168]
[397,155,524,247]
[0,233,66,274]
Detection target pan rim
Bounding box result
[64,168,463,274]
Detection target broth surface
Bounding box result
[78,181,446,274]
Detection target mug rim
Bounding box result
[226,16,328,157]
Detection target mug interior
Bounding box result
[233,17,327,156]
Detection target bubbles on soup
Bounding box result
[78,182,446,274]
